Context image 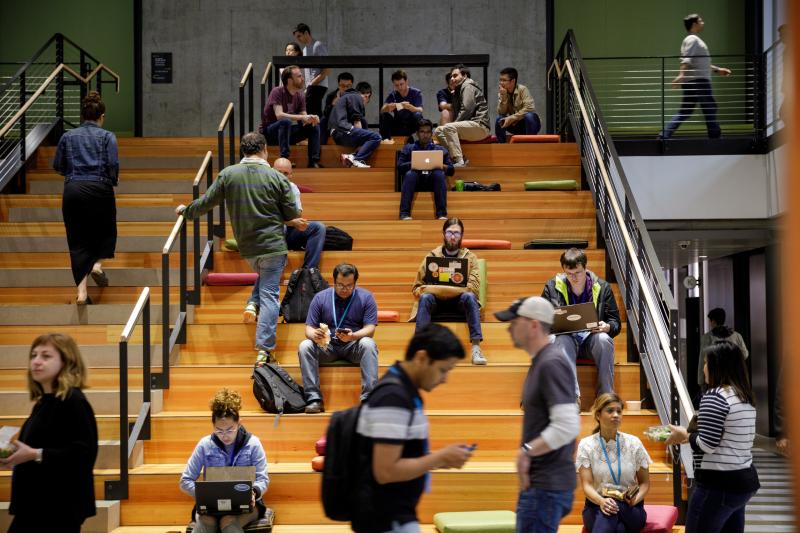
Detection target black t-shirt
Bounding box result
[522,343,577,491]
[354,363,428,532]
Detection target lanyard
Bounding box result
[598,433,621,486]
[331,289,355,331]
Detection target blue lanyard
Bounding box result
[331,289,355,331]
[598,433,621,486]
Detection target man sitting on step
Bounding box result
[329,81,382,169]
[541,247,620,398]
[298,262,379,414]
[409,217,487,365]
[244,157,326,324]
[379,69,424,140]
[397,118,454,221]
[495,66,540,143]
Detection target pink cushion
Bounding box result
[378,310,400,322]
[461,239,512,250]
[297,184,313,193]
[509,134,560,143]
[580,505,677,533]
[315,437,326,456]
[205,272,258,286]
[461,135,497,144]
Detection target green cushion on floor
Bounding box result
[524,180,578,191]
[320,359,357,367]
[433,510,516,532]
[225,238,239,251]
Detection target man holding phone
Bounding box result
[298,263,379,414]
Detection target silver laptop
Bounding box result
[552,302,600,335]
[411,150,443,171]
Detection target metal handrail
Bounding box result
[0,62,120,139]
[216,103,235,238]
[259,62,273,125]
[158,216,189,390]
[105,287,152,500]
[238,63,254,142]
[191,151,216,293]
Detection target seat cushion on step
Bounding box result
[315,436,326,455]
[579,505,677,533]
[524,180,579,191]
[224,238,239,251]
[378,310,400,322]
[187,508,274,532]
[311,455,325,472]
[461,239,512,250]
[509,134,561,143]
[296,184,313,193]
[461,135,497,144]
[433,510,516,532]
[523,239,589,250]
[205,272,258,286]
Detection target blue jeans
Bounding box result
[298,337,379,403]
[685,485,756,533]
[286,221,326,269]
[582,499,646,533]
[399,170,447,218]
[379,111,423,139]
[246,254,287,352]
[516,487,574,533]
[554,330,615,397]
[263,118,321,164]
[661,78,721,139]
[415,292,482,341]
[495,112,541,143]
[380,521,421,533]
[332,127,382,161]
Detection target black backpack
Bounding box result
[323,226,354,251]
[280,267,328,322]
[252,363,306,415]
[322,375,408,522]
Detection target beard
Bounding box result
[443,238,461,253]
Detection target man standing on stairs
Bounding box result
[176,132,300,368]
[243,157,326,324]
[409,218,487,365]
[433,64,490,168]
[541,248,620,399]
[292,23,330,118]
[495,296,580,533]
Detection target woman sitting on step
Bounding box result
[180,388,269,533]
[576,392,652,533]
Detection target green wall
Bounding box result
[0,0,135,136]
[555,0,746,57]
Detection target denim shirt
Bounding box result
[53,122,119,185]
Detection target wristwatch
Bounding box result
[520,442,533,456]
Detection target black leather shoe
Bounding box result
[304,401,324,414]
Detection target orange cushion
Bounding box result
[378,310,400,322]
[509,134,560,143]
[461,239,512,250]
[311,455,325,472]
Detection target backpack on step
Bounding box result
[252,363,306,415]
[323,226,354,251]
[280,267,328,322]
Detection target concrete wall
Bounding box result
[141,0,547,136]
[620,149,787,220]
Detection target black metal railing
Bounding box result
[239,63,254,143]
[259,62,273,127]
[158,216,188,391]
[216,103,236,238]
[549,30,695,497]
[0,33,119,191]
[763,37,787,138]
[191,151,216,290]
[105,287,153,500]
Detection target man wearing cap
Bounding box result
[541,247,620,397]
[496,297,580,533]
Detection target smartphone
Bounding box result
[466,443,478,452]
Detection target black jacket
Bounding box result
[541,270,621,338]
[328,88,366,134]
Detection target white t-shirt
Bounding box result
[303,40,329,89]
[575,431,652,490]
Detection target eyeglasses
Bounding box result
[445,230,462,237]
[213,426,238,437]
[335,283,355,291]
[564,269,586,279]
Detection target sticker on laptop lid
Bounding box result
[234,483,250,492]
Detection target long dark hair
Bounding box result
[703,341,754,405]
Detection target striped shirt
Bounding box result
[689,386,760,491]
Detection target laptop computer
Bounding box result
[411,150,444,171]
[423,256,469,287]
[196,479,253,515]
[551,302,600,335]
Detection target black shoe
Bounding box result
[309,161,323,169]
[305,401,324,414]
[76,296,93,305]
[90,270,109,287]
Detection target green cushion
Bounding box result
[524,180,578,191]
[320,359,357,367]
[433,510,516,532]
[477,258,487,309]
[225,238,239,251]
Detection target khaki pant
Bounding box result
[434,121,490,162]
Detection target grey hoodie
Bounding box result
[453,77,490,129]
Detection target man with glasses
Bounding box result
[541,248,620,397]
[495,67,540,143]
[397,118,454,221]
[410,217,487,365]
[298,262,379,413]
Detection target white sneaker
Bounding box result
[471,345,487,365]
[340,153,354,168]
[351,158,371,168]
[381,138,396,144]
[453,159,469,168]
[243,302,258,324]
[400,215,413,221]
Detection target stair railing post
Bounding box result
[55,34,65,139]
[19,71,27,190]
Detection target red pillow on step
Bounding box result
[205,272,258,286]
[461,239,512,250]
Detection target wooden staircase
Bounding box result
[0,138,681,531]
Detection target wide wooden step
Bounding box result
[0,388,162,416]
[108,525,684,533]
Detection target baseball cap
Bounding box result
[494,296,555,324]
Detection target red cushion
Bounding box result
[509,134,560,143]
[461,135,497,144]
[461,239,512,250]
[205,272,258,286]
[378,310,400,322]
[315,437,326,456]
[311,455,324,472]
[580,505,677,533]
[297,184,313,193]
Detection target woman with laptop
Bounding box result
[180,388,269,533]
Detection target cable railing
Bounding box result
[105,287,153,500]
[549,30,695,502]
[580,54,759,140]
[0,33,119,191]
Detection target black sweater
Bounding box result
[10,388,98,523]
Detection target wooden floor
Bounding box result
[0,136,685,530]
